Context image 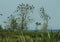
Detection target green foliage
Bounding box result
[0,3,60,42]
[0,32,60,42]
[5,15,18,32]
[16,3,34,30]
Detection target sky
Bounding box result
[0,0,60,30]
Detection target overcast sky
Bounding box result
[0,0,60,30]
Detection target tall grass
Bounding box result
[0,32,60,42]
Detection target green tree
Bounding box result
[40,7,51,39]
[0,25,3,36]
[0,25,3,31]
[40,7,50,32]
[15,3,34,30]
[6,15,18,32]
[35,22,41,31]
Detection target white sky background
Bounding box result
[0,0,60,30]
